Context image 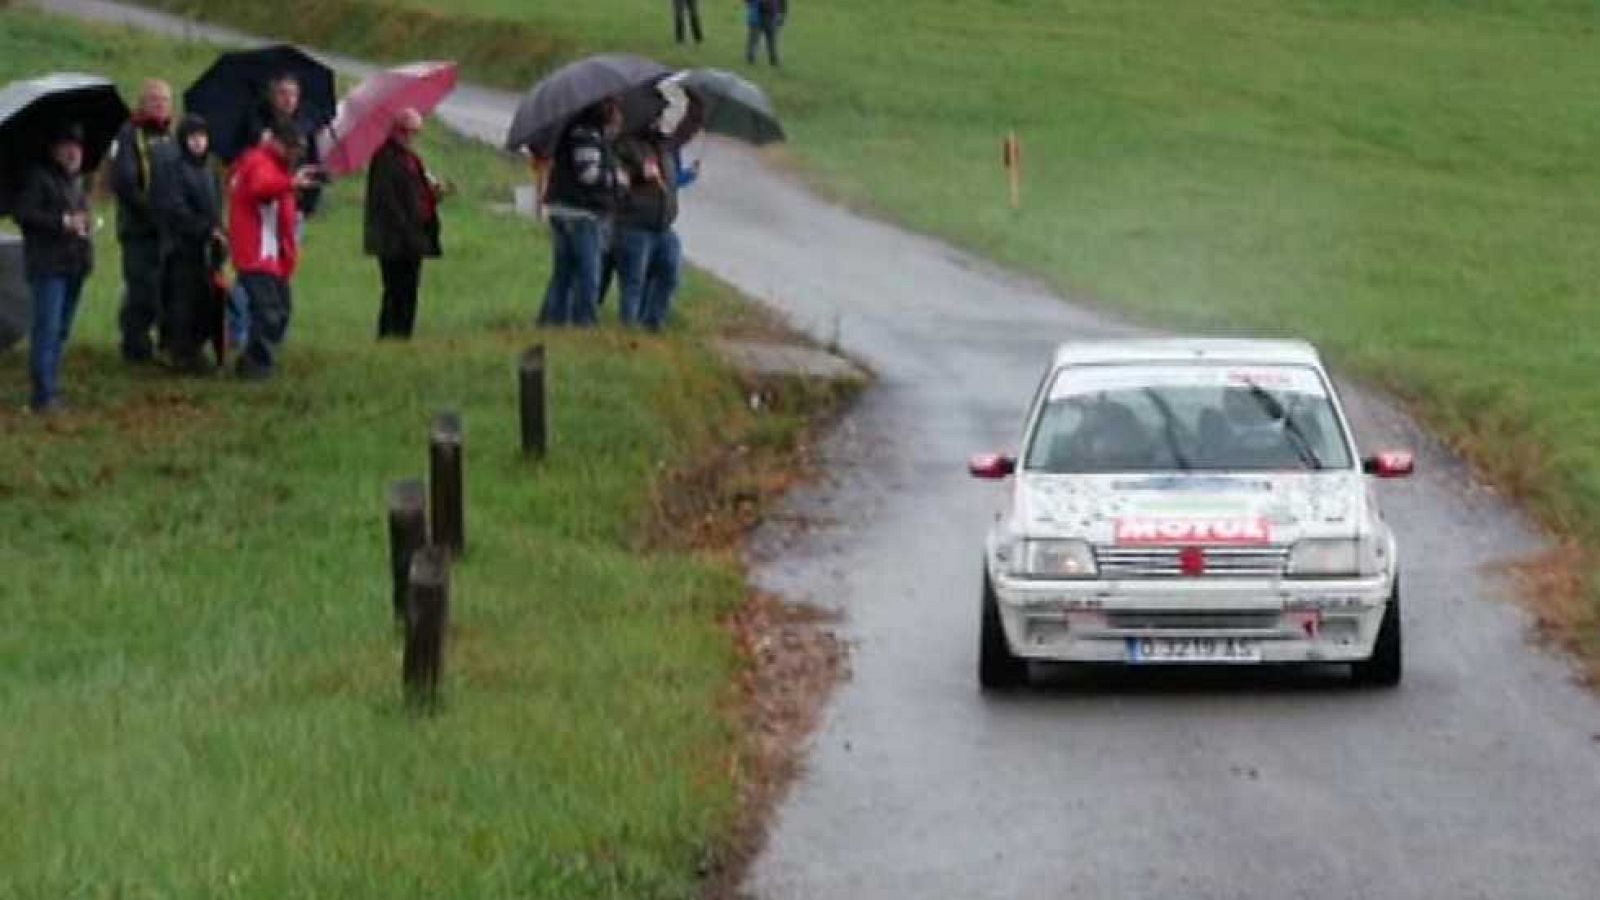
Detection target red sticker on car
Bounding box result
[1115,517,1272,546]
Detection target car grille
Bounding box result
[1105,610,1282,631]
[1094,546,1290,579]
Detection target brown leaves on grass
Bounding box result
[1502,541,1600,687]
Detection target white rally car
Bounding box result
[969,339,1413,689]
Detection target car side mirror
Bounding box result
[968,453,1016,479]
[1362,450,1414,478]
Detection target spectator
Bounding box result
[613,82,703,330]
[746,0,788,68]
[673,0,704,44]
[537,99,627,328]
[109,78,173,362]
[153,114,225,373]
[12,126,93,414]
[228,121,317,380]
[364,109,445,340]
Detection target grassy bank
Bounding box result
[129,0,1600,661]
[0,11,847,896]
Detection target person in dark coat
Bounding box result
[673,0,704,44]
[153,114,226,372]
[613,82,703,331]
[745,0,788,67]
[537,99,627,327]
[12,126,93,413]
[109,78,173,362]
[363,108,444,340]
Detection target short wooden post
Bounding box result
[519,344,547,459]
[1002,130,1022,210]
[402,546,450,710]
[386,478,427,623]
[429,411,465,558]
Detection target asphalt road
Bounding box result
[33,2,1600,896]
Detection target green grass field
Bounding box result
[0,11,837,897]
[130,0,1600,648]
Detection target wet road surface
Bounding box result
[34,2,1600,895]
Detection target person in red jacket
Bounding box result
[228,119,317,379]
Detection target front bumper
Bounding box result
[991,573,1392,664]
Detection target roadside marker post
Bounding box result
[519,344,547,459]
[430,411,466,559]
[386,478,428,624]
[1003,130,1022,210]
[402,545,450,711]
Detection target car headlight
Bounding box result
[1009,539,1098,579]
[1287,537,1385,578]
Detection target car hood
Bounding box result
[1014,471,1370,545]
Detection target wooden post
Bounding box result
[430,411,465,558]
[519,344,547,459]
[402,545,450,710]
[1003,130,1022,210]
[386,478,427,623]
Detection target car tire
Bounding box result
[1351,584,1402,687]
[979,573,1028,690]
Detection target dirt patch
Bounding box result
[1501,543,1600,687]
[705,592,847,900]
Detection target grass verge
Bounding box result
[1,10,855,897]
[128,0,1600,673]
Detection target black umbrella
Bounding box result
[0,73,128,217]
[184,44,335,162]
[504,54,672,156]
[681,69,785,145]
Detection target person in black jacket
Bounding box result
[537,99,627,327]
[613,83,703,331]
[364,109,444,339]
[153,114,225,373]
[12,126,94,413]
[109,79,173,362]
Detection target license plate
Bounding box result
[1126,636,1262,663]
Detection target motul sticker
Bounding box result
[1115,517,1272,545]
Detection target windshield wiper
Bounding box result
[1242,382,1323,471]
[1141,388,1194,471]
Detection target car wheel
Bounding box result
[979,573,1028,690]
[1351,584,1402,687]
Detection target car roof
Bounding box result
[1051,339,1323,369]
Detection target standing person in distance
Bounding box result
[745,0,788,68]
[537,99,627,328]
[228,121,317,380]
[153,114,225,373]
[613,81,703,331]
[364,109,445,340]
[109,78,174,363]
[12,126,93,414]
[673,0,704,44]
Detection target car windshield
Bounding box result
[1024,363,1354,473]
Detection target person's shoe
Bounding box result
[174,353,216,376]
[234,360,272,382]
[27,397,67,416]
[121,345,154,364]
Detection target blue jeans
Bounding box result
[538,215,601,327]
[228,281,250,349]
[28,274,85,409]
[618,227,683,331]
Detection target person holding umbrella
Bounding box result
[364,108,445,340]
[12,125,93,413]
[109,79,173,363]
[228,120,317,380]
[613,79,703,331]
[153,114,225,373]
[537,98,628,328]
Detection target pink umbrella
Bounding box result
[321,61,458,177]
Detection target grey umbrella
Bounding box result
[504,54,672,156]
[681,68,785,145]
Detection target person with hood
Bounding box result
[537,98,627,328]
[745,0,788,67]
[109,78,173,362]
[613,81,703,330]
[154,114,225,373]
[228,119,318,379]
[12,126,93,413]
[364,108,445,339]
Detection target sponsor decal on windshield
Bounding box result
[1115,516,1272,546]
[1051,365,1328,401]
